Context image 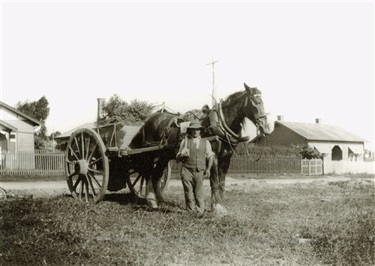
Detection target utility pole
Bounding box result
[206,58,219,107]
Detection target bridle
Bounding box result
[209,91,266,147]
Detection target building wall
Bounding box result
[0,120,35,153]
[314,142,364,162]
[15,131,35,152]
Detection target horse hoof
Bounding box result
[147,199,159,209]
[212,204,228,217]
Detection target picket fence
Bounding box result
[171,157,302,174]
[0,151,65,175]
[0,151,304,176]
[1,151,371,176]
[301,159,323,176]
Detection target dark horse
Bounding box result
[129,83,270,214]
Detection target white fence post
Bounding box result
[301,158,323,176]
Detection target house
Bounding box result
[258,116,374,174]
[261,116,366,162]
[55,122,142,151]
[0,100,40,153]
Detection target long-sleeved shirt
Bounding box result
[176,136,215,159]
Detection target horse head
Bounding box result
[242,83,271,137]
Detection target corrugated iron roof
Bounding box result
[0,120,18,131]
[276,121,366,143]
[1,120,37,132]
[55,122,96,138]
[0,101,40,127]
[55,122,142,147]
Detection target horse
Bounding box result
[129,83,270,214]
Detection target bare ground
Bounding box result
[1,174,374,199]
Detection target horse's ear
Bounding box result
[244,83,251,93]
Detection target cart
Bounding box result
[64,123,172,203]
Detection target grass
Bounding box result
[0,178,374,265]
[0,174,66,182]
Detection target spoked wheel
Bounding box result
[65,128,109,203]
[126,170,147,198]
[126,161,171,198]
[0,187,7,200]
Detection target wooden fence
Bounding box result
[301,159,323,176]
[0,151,65,175]
[324,160,374,175]
[0,151,303,176]
[171,157,301,174]
[10,151,373,176]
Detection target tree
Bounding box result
[49,131,61,140]
[16,96,49,122]
[128,99,154,123]
[16,96,50,149]
[299,144,322,159]
[99,95,153,125]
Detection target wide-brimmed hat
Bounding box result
[187,120,204,129]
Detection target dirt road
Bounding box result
[1,175,373,199]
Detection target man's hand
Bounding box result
[180,148,190,157]
[205,169,211,179]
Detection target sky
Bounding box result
[1,0,374,150]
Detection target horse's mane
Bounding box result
[222,91,246,108]
[223,87,261,107]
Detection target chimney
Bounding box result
[315,118,321,124]
[97,98,106,124]
[277,115,284,121]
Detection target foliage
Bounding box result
[99,94,153,126]
[16,96,50,149]
[299,144,322,159]
[237,143,302,158]
[1,179,374,265]
[49,131,61,140]
[16,96,49,122]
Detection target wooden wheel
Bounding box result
[126,161,171,198]
[126,171,147,198]
[65,128,109,203]
[0,187,7,200]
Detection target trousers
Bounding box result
[181,167,205,213]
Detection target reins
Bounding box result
[209,91,266,158]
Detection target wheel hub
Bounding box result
[74,160,89,175]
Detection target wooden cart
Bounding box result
[64,123,171,203]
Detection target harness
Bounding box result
[208,101,240,146]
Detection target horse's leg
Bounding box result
[210,156,228,217]
[145,156,159,209]
[152,159,169,205]
[149,151,172,207]
[218,154,232,200]
[209,155,220,206]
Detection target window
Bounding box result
[10,133,16,142]
[331,145,342,161]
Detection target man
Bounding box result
[176,120,215,214]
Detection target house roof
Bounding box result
[1,120,36,132]
[55,122,142,147]
[0,120,18,131]
[150,102,178,114]
[276,121,366,143]
[0,101,41,127]
[55,122,96,139]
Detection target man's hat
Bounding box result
[187,120,204,129]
